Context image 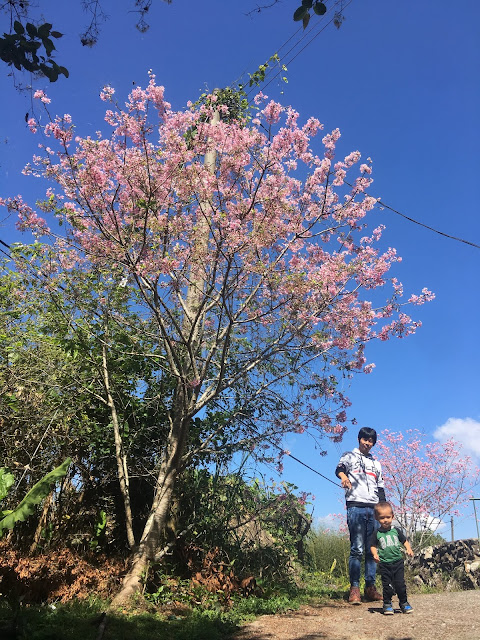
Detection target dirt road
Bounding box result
[232,590,480,640]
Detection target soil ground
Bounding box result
[232,590,480,640]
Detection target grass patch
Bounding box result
[0,571,350,640]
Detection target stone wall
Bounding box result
[409,538,480,590]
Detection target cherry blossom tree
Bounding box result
[376,429,479,549]
[1,78,433,603]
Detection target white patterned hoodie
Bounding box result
[336,447,386,507]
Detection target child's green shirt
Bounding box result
[369,526,407,563]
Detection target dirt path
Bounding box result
[232,591,480,640]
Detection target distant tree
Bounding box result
[410,529,445,550]
[376,429,480,550]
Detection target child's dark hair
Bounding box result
[358,426,377,444]
[374,501,393,516]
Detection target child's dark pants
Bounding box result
[378,558,407,604]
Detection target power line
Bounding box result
[285,449,342,487]
[241,0,351,98]
[264,435,342,487]
[237,4,480,252]
[343,181,480,251]
[376,197,480,250]
[251,0,353,96]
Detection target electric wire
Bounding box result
[340,181,480,250]
[246,0,353,97]
[376,197,480,250]
[273,441,342,488]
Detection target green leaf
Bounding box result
[43,37,55,57]
[13,21,25,35]
[26,23,38,38]
[50,31,63,39]
[37,23,53,39]
[90,509,107,549]
[303,12,311,29]
[313,2,327,15]
[40,63,59,82]
[0,458,71,536]
[302,0,313,6]
[0,469,15,502]
[293,6,309,21]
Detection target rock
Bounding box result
[413,575,424,587]
[410,539,480,590]
[422,546,434,560]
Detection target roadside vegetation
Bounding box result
[0,525,353,640]
[0,489,449,640]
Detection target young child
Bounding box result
[369,501,414,615]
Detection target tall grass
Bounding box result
[306,527,350,583]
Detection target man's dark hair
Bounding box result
[358,427,377,444]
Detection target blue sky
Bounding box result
[1,0,480,538]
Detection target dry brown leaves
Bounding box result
[0,541,124,603]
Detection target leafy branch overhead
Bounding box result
[0,20,68,82]
[293,0,344,30]
[0,0,170,83]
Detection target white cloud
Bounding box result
[433,417,480,459]
[316,514,345,530]
[418,515,446,534]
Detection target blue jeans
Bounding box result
[347,506,377,587]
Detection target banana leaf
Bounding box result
[0,468,15,501]
[0,458,71,536]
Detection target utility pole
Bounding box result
[470,498,480,544]
[450,515,454,542]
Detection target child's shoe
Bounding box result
[383,602,394,615]
[400,602,413,614]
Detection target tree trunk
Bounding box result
[110,406,188,607]
[30,488,54,553]
[102,342,136,550]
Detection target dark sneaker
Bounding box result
[364,585,382,601]
[383,602,394,615]
[400,602,413,614]
[348,586,362,604]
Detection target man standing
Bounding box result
[335,427,385,604]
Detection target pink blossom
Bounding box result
[33,89,51,104]
[262,100,283,124]
[100,86,115,101]
[254,91,266,105]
